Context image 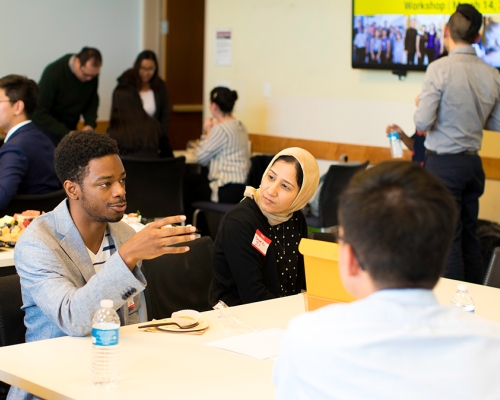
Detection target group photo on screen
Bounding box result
[352,14,448,68]
[478,16,500,66]
[353,14,500,70]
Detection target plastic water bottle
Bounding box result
[92,299,120,386]
[450,284,475,313]
[388,131,403,158]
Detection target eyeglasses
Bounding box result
[78,64,99,80]
[332,226,366,270]
[0,99,13,103]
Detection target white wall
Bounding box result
[205,0,424,147]
[0,0,142,121]
[204,0,500,223]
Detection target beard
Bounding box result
[81,190,126,223]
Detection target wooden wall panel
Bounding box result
[74,125,500,180]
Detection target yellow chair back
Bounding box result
[299,238,356,310]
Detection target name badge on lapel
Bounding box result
[252,229,271,256]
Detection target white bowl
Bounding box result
[171,309,200,323]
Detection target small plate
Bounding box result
[157,319,208,332]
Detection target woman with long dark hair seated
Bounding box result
[108,84,162,158]
[116,50,173,157]
[208,148,320,306]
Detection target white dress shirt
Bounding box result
[274,288,500,400]
[4,120,31,143]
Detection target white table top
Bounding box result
[0,247,14,268]
[0,279,499,400]
[0,294,305,400]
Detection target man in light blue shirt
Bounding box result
[414,4,500,283]
[274,161,500,400]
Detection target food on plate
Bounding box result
[0,210,42,244]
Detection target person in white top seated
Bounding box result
[184,87,250,223]
[196,86,250,203]
[116,50,173,157]
[274,161,500,400]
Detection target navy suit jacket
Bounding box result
[0,121,60,210]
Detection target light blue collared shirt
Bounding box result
[415,45,500,153]
[274,288,500,400]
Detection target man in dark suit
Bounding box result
[0,75,60,210]
[405,19,418,65]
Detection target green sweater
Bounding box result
[32,54,99,144]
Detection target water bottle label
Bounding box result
[92,328,119,346]
[463,305,475,313]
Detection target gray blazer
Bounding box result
[8,201,146,400]
[15,199,146,343]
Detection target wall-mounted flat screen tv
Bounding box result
[352,2,500,71]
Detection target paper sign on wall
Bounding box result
[215,29,232,66]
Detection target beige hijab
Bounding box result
[244,147,320,226]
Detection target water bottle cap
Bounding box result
[100,299,113,308]
[457,284,469,292]
[389,131,400,138]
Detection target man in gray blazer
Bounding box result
[8,130,196,400]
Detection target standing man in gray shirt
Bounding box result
[414,4,500,283]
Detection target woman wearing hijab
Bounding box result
[208,148,320,306]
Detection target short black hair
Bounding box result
[210,87,238,114]
[0,75,38,119]
[54,130,119,185]
[76,47,102,67]
[449,4,482,44]
[338,161,457,289]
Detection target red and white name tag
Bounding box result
[127,298,135,309]
[252,229,272,256]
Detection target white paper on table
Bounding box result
[204,328,286,360]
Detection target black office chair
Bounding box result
[1,188,66,216]
[306,161,369,231]
[0,274,26,400]
[307,231,337,243]
[141,236,214,320]
[121,156,185,219]
[191,154,275,238]
[483,247,500,288]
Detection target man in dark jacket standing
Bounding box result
[32,47,102,146]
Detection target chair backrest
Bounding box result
[299,238,356,310]
[1,188,66,216]
[307,231,337,243]
[246,154,275,187]
[318,161,369,228]
[484,247,500,288]
[141,236,214,320]
[121,156,186,219]
[0,274,25,347]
